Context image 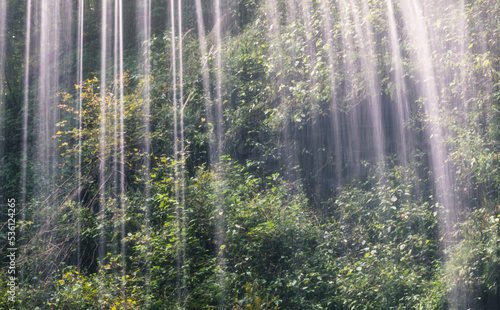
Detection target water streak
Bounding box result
[177,0,187,303]
[0,0,6,166]
[38,0,61,195]
[266,0,299,182]
[385,0,412,165]
[194,0,214,164]
[337,0,362,176]
[138,0,152,304]
[76,0,84,271]
[99,0,109,266]
[214,0,227,305]
[299,0,324,194]
[352,0,385,167]
[21,1,32,276]
[318,0,343,185]
[169,0,181,301]
[399,1,456,278]
[118,0,126,299]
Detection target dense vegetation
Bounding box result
[1,0,500,309]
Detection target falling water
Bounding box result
[0,0,8,278]
[21,0,32,261]
[282,0,300,182]
[351,0,386,168]
[76,0,84,271]
[18,0,75,279]
[177,0,188,303]
[38,0,58,196]
[0,0,6,165]
[264,0,298,182]
[214,0,224,160]
[399,0,455,236]
[399,0,465,303]
[0,2,7,267]
[117,0,126,297]
[137,0,152,305]
[214,0,227,305]
[112,0,119,215]
[169,0,182,301]
[35,0,73,196]
[194,0,214,163]
[337,0,362,177]
[318,0,343,185]
[194,2,229,300]
[458,0,468,112]
[385,0,412,165]
[99,0,109,266]
[299,0,325,193]
[5,0,499,308]
[194,3,222,305]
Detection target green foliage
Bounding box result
[145,159,336,309]
[48,266,142,310]
[2,0,500,309]
[331,165,445,309]
[444,205,500,309]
